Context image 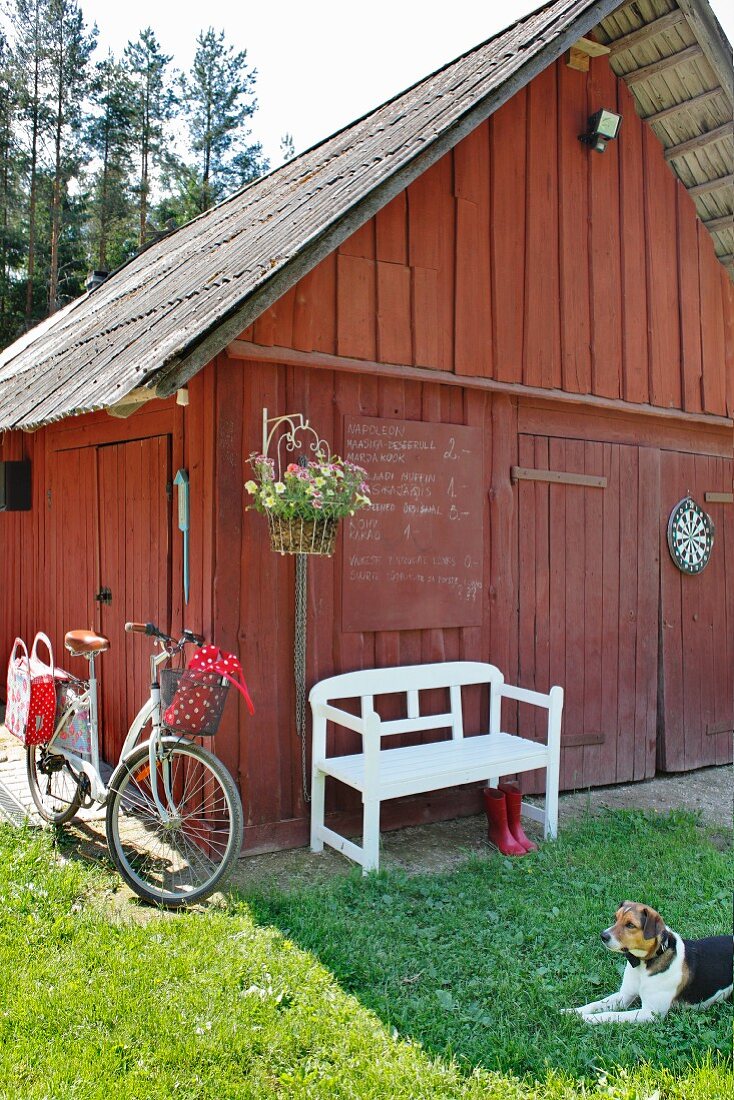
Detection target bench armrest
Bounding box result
[310,702,382,772]
[498,683,556,708]
[312,702,373,736]
[494,683,564,748]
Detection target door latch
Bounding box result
[94,586,112,605]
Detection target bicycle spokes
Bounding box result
[106,740,242,906]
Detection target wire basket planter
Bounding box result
[267,513,339,556]
[160,668,230,737]
[245,410,371,559]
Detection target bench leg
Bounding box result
[544,761,560,840]
[310,767,325,853]
[362,799,381,873]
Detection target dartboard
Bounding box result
[666,496,714,575]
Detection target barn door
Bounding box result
[96,437,172,762]
[48,436,172,763]
[47,447,99,661]
[658,451,734,771]
[516,435,659,791]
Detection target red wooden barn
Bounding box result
[1,0,732,853]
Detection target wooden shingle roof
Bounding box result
[0,0,730,430]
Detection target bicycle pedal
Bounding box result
[79,774,93,808]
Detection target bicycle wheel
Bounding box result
[105,738,243,908]
[26,744,83,825]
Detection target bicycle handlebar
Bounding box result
[125,621,167,638]
[124,622,205,647]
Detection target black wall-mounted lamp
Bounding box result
[579,108,622,153]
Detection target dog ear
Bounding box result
[641,907,664,941]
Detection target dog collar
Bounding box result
[623,930,674,968]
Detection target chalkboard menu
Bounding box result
[342,416,484,632]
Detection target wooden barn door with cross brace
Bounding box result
[47,435,172,763]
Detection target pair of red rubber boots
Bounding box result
[482,783,538,856]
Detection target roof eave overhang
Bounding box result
[676,0,733,110]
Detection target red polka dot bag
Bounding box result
[161,645,254,737]
[24,632,58,745]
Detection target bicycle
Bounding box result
[25,621,245,908]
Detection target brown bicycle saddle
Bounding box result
[64,630,110,656]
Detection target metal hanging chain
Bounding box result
[294,551,310,802]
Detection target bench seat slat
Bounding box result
[316,732,549,800]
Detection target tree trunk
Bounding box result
[98,137,109,270]
[47,12,64,317]
[0,116,10,330]
[48,103,63,315]
[24,55,41,325]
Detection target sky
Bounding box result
[81,0,734,168]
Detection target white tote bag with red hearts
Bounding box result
[5,637,31,741]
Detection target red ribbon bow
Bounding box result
[188,645,255,715]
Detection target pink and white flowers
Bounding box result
[246,451,371,520]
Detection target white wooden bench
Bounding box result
[309,661,563,872]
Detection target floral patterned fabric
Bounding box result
[5,637,31,742]
[5,633,57,746]
[54,677,92,755]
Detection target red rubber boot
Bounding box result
[498,782,538,852]
[482,787,527,856]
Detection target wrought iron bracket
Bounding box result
[261,408,333,477]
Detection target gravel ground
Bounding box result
[232,763,732,889]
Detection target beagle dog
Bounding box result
[572,901,733,1024]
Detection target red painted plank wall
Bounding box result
[242,55,732,418]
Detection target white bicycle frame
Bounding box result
[44,644,173,817]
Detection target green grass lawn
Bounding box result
[0,809,730,1099]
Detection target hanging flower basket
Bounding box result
[245,448,371,559]
[267,513,339,556]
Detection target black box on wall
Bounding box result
[0,461,31,511]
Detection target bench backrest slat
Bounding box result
[449,684,464,740]
[309,661,504,703]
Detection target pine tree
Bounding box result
[124,28,175,247]
[45,0,96,313]
[179,27,267,214]
[0,31,26,341]
[10,0,50,326]
[87,51,137,270]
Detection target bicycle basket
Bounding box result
[160,668,229,736]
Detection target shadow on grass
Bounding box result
[237,811,733,1082]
